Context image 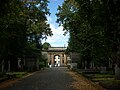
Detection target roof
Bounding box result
[47,47,66,52]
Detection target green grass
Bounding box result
[99,80,120,89]
[0,72,28,83]
[83,74,94,79]
[84,73,113,78]
[6,72,27,74]
[15,72,27,78]
[6,72,27,78]
[94,74,113,77]
[92,77,114,82]
[82,72,120,89]
[78,70,120,89]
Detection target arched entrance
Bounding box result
[47,47,67,67]
[54,55,60,67]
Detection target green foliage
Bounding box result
[0,0,52,65]
[42,42,51,51]
[39,54,48,68]
[56,0,120,68]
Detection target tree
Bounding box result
[104,0,120,79]
[42,42,51,51]
[56,0,97,69]
[0,0,52,71]
[56,0,120,73]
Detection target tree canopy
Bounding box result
[42,42,51,51]
[0,0,52,63]
[56,0,120,68]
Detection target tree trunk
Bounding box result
[115,64,120,80]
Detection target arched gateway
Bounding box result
[47,47,67,67]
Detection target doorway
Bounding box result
[54,55,60,67]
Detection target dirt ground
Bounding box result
[67,71,106,90]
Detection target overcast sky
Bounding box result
[42,0,69,47]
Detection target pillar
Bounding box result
[48,53,51,64]
[60,54,63,66]
[51,53,54,66]
[64,54,67,65]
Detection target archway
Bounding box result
[47,47,67,67]
[54,55,60,67]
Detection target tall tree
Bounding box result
[56,0,120,72]
[42,42,51,51]
[0,0,52,71]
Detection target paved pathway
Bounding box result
[0,67,105,90]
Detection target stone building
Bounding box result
[47,47,67,67]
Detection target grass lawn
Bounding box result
[92,77,114,82]
[0,72,27,83]
[83,73,120,90]
[83,73,113,79]
[6,72,27,78]
[99,80,120,90]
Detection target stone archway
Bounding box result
[54,55,60,67]
[47,47,67,67]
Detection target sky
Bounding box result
[42,0,69,47]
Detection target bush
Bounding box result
[39,61,45,69]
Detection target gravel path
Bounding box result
[0,67,105,90]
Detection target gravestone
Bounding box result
[100,66,107,74]
[70,53,79,70]
[8,61,10,72]
[2,60,4,72]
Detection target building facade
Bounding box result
[47,47,67,67]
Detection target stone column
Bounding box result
[48,53,51,67]
[48,53,51,64]
[64,54,67,64]
[60,54,63,66]
[51,53,54,66]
